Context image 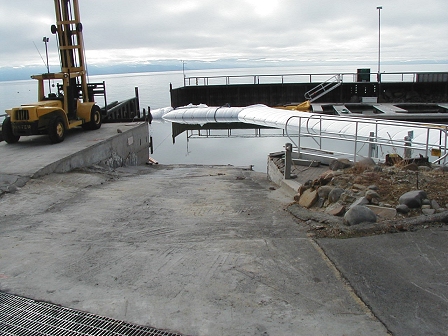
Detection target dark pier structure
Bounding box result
[170,70,448,108]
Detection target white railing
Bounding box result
[284,114,448,165]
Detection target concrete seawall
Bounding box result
[0,122,150,194]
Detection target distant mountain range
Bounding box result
[1,59,446,82]
[0,59,292,81]
[0,63,180,81]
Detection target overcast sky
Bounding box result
[1,0,447,70]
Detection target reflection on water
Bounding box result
[170,122,277,141]
[149,121,294,173]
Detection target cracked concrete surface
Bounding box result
[318,228,448,336]
[0,165,388,335]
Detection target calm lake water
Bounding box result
[1,64,446,171]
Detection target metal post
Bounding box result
[404,131,413,158]
[134,87,140,117]
[284,143,292,179]
[319,117,322,150]
[297,117,301,159]
[354,121,359,163]
[43,37,51,92]
[444,128,448,166]
[369,131,377,158]
[181,61,186,86]
[377,6,382,83]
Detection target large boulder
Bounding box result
[396,204,410,214]
[312,171,336,187]
[350,197,370,208]
[422,208,436,215]
[318,186,333,200]
[431,200,441,211]
[329,159,353,171]
[398,190,428,208]
[365,190,380,202]
[344,205,377,226]
[366,205,397,219]
[328,188,345,204]
[325,203,346,216]
[356,157,376,168]
[299,189,318,208]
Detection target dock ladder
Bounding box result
[304,74,343,102]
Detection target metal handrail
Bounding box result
[304,74,342,102]
[283,114,448,165]
[183,71,448,87]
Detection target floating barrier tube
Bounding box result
[162,104,448,160]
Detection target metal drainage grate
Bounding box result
[0,291,184,336]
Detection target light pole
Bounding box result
[376,6,382,83]
[43,37,51,92]
[43,37,50,73]
[181,60,186,86]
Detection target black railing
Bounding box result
[184,71,448,87]
[102,87,149,123]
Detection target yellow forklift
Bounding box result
[2,0,104,144]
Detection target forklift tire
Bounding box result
[48,115,66,144]
[82,105,102,130]
[2,117,20,144]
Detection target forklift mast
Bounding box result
[51,0,89,116]
[2,0,105,145]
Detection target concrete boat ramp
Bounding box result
[0,125,447,335]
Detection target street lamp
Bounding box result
[376,6,382,82]
[42,37,50,73]
[42,37,51,92]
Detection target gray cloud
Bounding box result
[1,0,447,69]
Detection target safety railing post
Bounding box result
[354,121,359,163]
[445,128,448,165]
[404,131,413,158]
[297,117,301,159]
[375,122,379,159]
[369,132,377,158]
[284,143,292,179]
[319,117,322,150]
[425,129,430,158]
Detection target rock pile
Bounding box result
[294,158,447,226]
